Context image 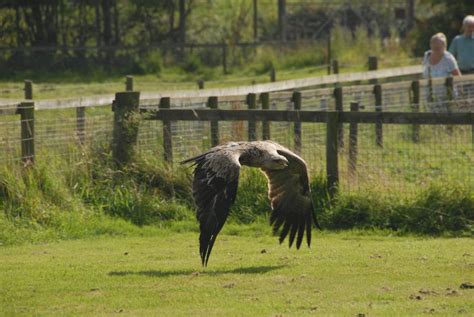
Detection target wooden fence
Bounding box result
[1,71,473,196]
[5,93,472,198]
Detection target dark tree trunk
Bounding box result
[102,0,114,67]
[113,0,120,45]
[168,1,175,40]
[278,0,286,42]
[102,0,112,46]
[178,0,186,60]
[95,1,101,47]
[76,0,87,60]
[15,4,22,46]
[407,0,415,30]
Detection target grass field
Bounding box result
[0,65,340,100]
[1,228,473,316]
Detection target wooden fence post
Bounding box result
[17,101,35,165]
[445,76,454,112]
[20,80,34,165]
[349,102,359,175]
[112,91,140,165]
[160,97,173,163]
[334,86,344,149]
[368,56,378,85]
[332,60,339,74]
[24,80,33,100]
[445,76,454,97]
[126,75,134,91]
[222,43,228,74]
[411,80,420,143]
[326,111,339,199]
[292,91,302,154]
[260,92,270,140]
[208,96,219,147]
[327,29,332,75]
[76,106,86,145]
[73,78,87,145]
[270,67,276,82]
[368,56,378,71]
[247,93,257,141]
[374,84,383,147]
[472,113,474,146]
[445,77,454,133]
[198,80,205,89]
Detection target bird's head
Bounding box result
[266,155,288,170]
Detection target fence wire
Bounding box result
[338,123,473,195]
[1,76,473,196]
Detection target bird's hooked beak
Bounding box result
[271,156,288,169]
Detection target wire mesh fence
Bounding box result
[338,123,473,195]
[1,75,473,197]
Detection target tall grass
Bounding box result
[1,146,472,246]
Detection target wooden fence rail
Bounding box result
[144,108,473,124]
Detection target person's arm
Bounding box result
[451,68,461,76]
[447,53,461,76]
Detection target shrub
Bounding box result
[181,55,203,73]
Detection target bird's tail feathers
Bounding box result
[200,233,218,267]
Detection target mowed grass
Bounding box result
[0,67,331,100]
[1,230,473,316]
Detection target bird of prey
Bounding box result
[181,140,320,266]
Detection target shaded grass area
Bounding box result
[1,232,473,316]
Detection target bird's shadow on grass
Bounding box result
[108,265,286,278]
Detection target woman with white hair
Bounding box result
[449,15,474,75]
[423,33,461,111]
[423,32,461,79]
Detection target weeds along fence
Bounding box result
[0,70,473,198]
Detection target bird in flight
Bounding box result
[182,141,320,266]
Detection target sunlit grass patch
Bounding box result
[1,232,472,316]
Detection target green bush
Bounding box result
[142,50,163,74]
[322,185,473,235]
[181,55,203,73]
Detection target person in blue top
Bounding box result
[449,15,474,74]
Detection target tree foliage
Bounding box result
[411,0,474,55]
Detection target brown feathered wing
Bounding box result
[181,145,241,266]
[263,148,318,249]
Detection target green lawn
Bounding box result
[0,66,333,100]
[0,58,411,101]
[1,230,473,316]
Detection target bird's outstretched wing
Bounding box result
[181,145,241,266]
[262,147,317,249]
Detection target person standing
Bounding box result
[449,15,474,75]
[423,33,461,79]
[423,33,461,111]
